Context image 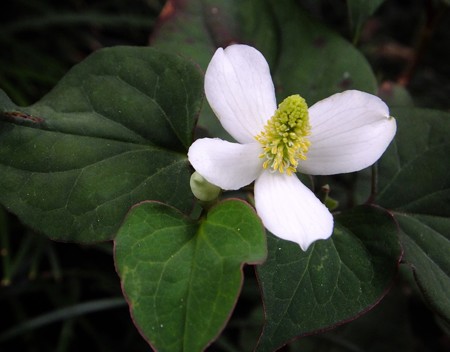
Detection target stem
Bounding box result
[213,337,241,352]
[47,243,62,281]
[28,234,46,280]
[0,208,11,286]
[368,163,379,204]
[397,0,447,86]
[8,231,35,281]
[0,298,126,343]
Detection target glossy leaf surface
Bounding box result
[378,108,450,323]
[256,206,401,352]
[152,0,377,139]
[0,46,202,242]
[115,200,267,352]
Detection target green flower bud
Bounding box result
[190,172,221,202]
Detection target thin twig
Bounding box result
[398,0,447,86]
[367,163,378,204]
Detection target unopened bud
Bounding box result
[320,184,339,211]
[190,172,221,202]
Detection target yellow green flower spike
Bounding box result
[256,95,311,175]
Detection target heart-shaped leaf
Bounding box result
[377,107,450,323]
[256,206,401,352]
[0,46,203,242]
[114,199,267,352]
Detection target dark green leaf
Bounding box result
[259,0,378,102]
[347,0,386,42]
[114,200,267,352]
[256,206,401,352]
[291,284,418,352]
[0,46,203,242]
[152,0,377,139]
[377,108,450,323]
[152,0,240,140]
[152,0,239,70]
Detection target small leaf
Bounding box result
[347,0,386,42]
[256,206,401,352]
[377,107,450,323]
[114,200,267,352]
[0,46,203,243]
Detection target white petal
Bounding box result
[205,44,277,143]
[188,138,263,190]
[299,90,396,175]
[254,171,333,251]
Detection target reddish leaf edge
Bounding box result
[113,198,268,352]
[254,204,403,352]
[393,211,450,325]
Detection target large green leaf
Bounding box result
[114,199,267,352]
[152,0,377,139]
[0,46,203,242]
[377,108,450,323]
[259,0,377,102]
[256,206,401,352]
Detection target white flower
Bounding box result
[188,44,396,251]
